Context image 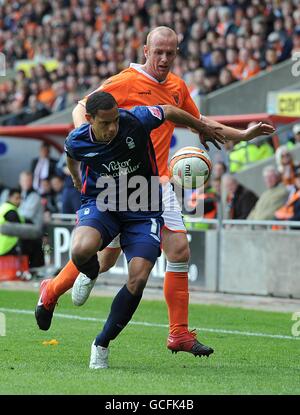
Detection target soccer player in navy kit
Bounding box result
[65,91,215,369]
[53,90,274,368]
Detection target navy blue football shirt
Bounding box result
[64,105,164,212]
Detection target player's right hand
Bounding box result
[201,123,228,147]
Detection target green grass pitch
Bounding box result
[0,289,299,395]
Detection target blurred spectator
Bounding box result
[1,95,50,126]
[184,179,219,230]
[267,32,284,58]
[264,47,280,71]
[18,171,44,231]
[226,48,239,79]
[223,174,258,219]
[51,81,68,113]
[267,30,292,62]
[0,188,23,256]
[228,122,274,173]
[211,176,222,200]
[241,57,261,80]
[232,48,250,80]
[190,68,206,99]
[204,49,226,77]
[50,175,64,213]
[40,175,63,223]
[287,124,300,149]
[274,166,300,222]
[31,143,58,195]
[218,67,237,88]
[23,95,51,124]
[212,161,227,180]
[55,153,81,214]
[187,180,218,219]
[40,178,56,214]
[248,166,289,220]
[275,145,300,188]
[0,187,44,268]
[37,77,56,109]
[291,26,300,55]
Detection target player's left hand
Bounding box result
[243,122,275,141]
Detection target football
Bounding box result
[169,146,212,189]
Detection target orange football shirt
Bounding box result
[79,64,200,177]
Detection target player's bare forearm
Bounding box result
[162,105,226,150]
[201,116,276,143]
[201,116,243,142]
[66,156,82,191]
[162,104,220,133]
[162,105,275,150]
[72,103,87,128]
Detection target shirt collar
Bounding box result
[129,63,167,84]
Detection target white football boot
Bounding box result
[72,273,97,306]
[89,342,109,369]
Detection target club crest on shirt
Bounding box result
[148,106,162,120]
[126,137,135,149]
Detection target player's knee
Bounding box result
[72,243,93,266]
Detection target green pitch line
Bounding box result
[1,307,299,341]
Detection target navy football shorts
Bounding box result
[76,201,163,264]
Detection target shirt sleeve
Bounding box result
[131,105,165,135]
[64,132,83,161]
[180,81,201,119]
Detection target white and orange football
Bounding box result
[169,146,212,189]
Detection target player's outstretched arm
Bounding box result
[162,105,226,150]
[66,156,82,192]
[162,105,275,149]
[200,115,275,144]
[72,103,87,128]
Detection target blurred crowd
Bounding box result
[1,0,300,124]
[0,142,81,222]
[185,125,300,228]
[0,142,81,270]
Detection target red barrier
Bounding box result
[0,255,29,281]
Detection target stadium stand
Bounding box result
[1,0,300,125]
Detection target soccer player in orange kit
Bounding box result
[35,26,275,357]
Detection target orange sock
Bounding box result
[164,271,189,335]
[48,260,79,299]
